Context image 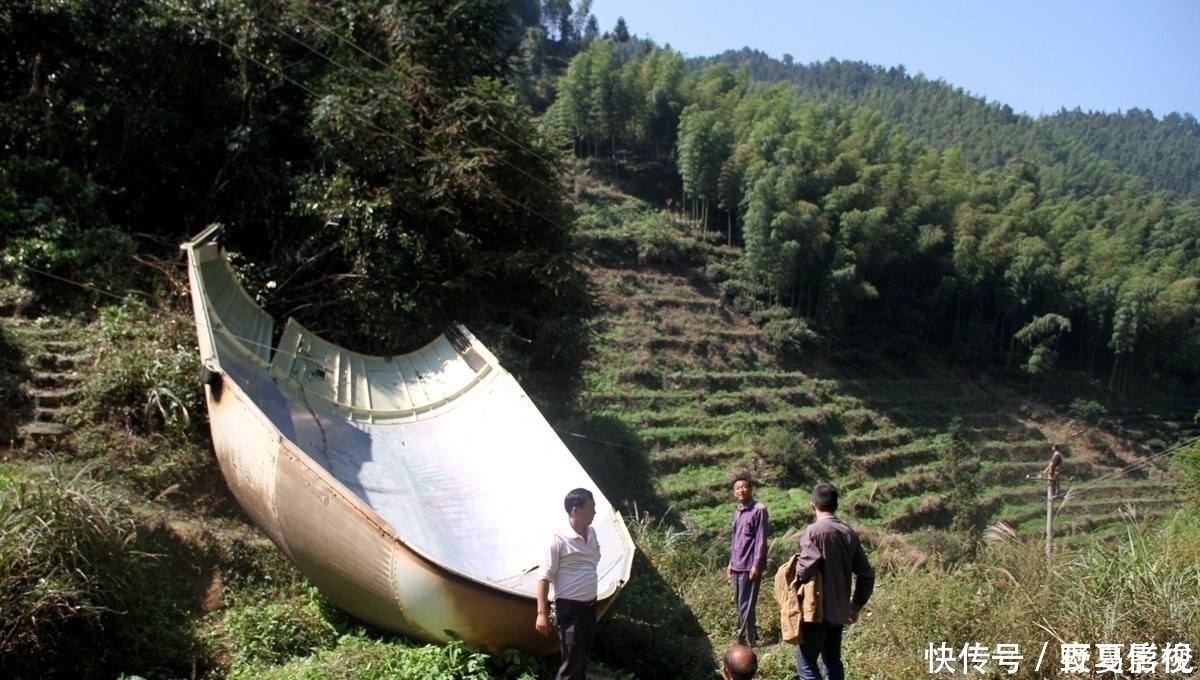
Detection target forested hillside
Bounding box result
[2,2,1199,679]
[550,40,1200,398]
[698,49,1200,203]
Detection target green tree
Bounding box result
[1014,313,1072,377]
[612,16,630,42]
[941,421,982,539]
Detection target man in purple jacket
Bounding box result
[727,476,768,647]
[794,482,875,680]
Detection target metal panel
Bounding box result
[182,226,634,655]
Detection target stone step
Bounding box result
[32,352,92,372]
[37,339,89,352]
[34,406,73,424]
[28,386,81,409]
[18,421,68,439]
[31,370,85,389]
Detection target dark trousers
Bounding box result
[554,598,595,680]
[732,571,760,646]
[796,622,845,680]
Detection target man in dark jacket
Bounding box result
[794,482,874,680]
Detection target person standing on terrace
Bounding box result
[727,475,768,648]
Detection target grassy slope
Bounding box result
[567,169,1190,556]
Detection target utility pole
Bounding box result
[1044,473,1053,561]
[1029,443,1066,562]
[1024,472,1058,561]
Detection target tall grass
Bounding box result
[0,466,198,678]
[588,509,1199,680]
[845,512,1200,679]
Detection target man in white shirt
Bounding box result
[535,488,600,680]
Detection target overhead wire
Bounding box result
[1068,433,1199,492]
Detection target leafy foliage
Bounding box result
[559,45,1200,388]
[74,301,202,437]
[221,632,539,680]
[220,588,340,671]
[0,323,31,440]
[4,3,1200,679]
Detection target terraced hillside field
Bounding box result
[570,182,1191,556]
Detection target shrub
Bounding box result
[0,323,31,441]
[220,587,340,672]
[763,316,818,355]
[757,425,817,486]
[1068,398,1107,424]
[0,158,136,311]
[74,301,202,437]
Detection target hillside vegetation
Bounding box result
[2,1,1199,679]
[3,184,1198,679]
[699,51,1200,204]
[565,165,1194,552]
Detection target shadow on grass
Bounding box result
[595,549,717,680]
[585,155,681,211]
[561,412,717,679]
[563,412,660,517]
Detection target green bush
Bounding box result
[75,301,202,437]
[761,316,817,354]
[220,588,341,671]
[757,425,817,486]
[1175,441,1200,508]
[0,158,135,310]
[0,323,30,440]
[1068,398,1108,424]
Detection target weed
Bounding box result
[225,633,533,680]
[74,301,202,438]
[217,586,340,671]
[0,322,31,441]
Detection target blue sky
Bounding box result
[588,0,1200,119]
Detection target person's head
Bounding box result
[564,488,596,527]
[732,476,754,504]
[811,482,839,513]
[721,644,758,680]
[1053,444,1063,455]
